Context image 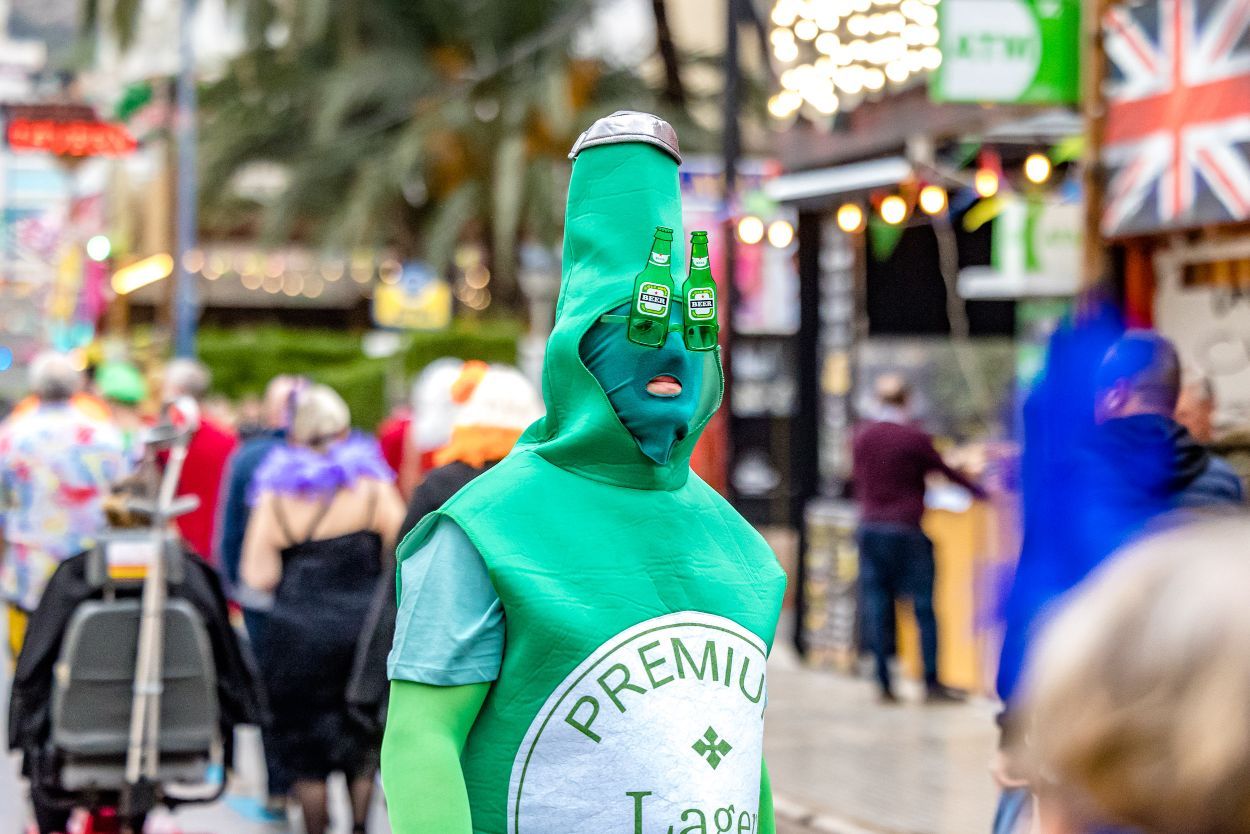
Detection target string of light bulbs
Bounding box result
[768,0,942,120]
[832,150,1059,233]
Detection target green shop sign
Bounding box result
[932,0,1080,104]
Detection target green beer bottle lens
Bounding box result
[628,226,675,348]
[683,231,719,351]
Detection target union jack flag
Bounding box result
[1103,0,1250,237]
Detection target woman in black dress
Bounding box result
[242,385,405,834]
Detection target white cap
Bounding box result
[453,365,544,432]
[410,358,467,452]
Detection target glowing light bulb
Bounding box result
[86,235,111,262]
[918,185,948,215]
[772,3,798,26]
[815,6,839,29]
[975,168,1000,198]
[738,216,765,245]
[774,40,800,62]
[795,19,819,40]
[885,60,910,83]
[837,203,866,233]
[1025,153,1053,184]
[863,67,886,90]
[880,195,908,225]
[847,14,870,35]
[811,92,840,115]
[836,66,865,94]
[768,220,796,248]
[816,32,840,54]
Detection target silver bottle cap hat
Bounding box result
[567,111,682,164]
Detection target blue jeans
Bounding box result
[994,788,1032,834]
[858,524,938,692]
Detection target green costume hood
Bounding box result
[518,123,722,491]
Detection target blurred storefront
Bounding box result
[763,0,1083,688]
[0,20,131,398]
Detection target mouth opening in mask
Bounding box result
[646,375,682,398]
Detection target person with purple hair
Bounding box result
[242,384,406,834]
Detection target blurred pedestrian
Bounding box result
[242,385,404,834]
[380,112,786,834]
[0,353,127,657]
[1024,515,1250,834]
[402,358,485,495]
[851,373,986,703]
[1174,376,1216,445]
[220,374,308,640]
[218,374,307,817]
[1092,332,1242,511]
[349,365,541,732]
[96,360,150,465]
[162,358,237,564]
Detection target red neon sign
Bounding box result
[6,118,138,157]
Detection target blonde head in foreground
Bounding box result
[1024,514,1250,834]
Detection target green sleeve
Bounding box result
[759,758,776,834]
[380,680,490,834]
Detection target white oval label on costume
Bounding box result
[508,611,768,834]
[650,252,671,266]
[692,256,710,269]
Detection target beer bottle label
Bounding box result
[687,287,716,321]
[650,251,672,267]
[691,255,710,269]
[637,281,671,317]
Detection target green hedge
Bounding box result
[198,319,522,429]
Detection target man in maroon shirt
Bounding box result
[851,374,984,703]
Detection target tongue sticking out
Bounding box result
[646,375,682,398]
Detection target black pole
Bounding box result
[722,0,741,501]
[791,211,823,656]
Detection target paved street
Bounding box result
[766,637,999,834]
[3,617,999,834]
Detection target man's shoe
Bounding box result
[924,683,967,704]
[877,689,899,705]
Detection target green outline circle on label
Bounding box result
[508,611,768,834]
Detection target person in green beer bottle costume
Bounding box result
[381,111,786,834]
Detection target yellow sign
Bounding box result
[372,262,452,330]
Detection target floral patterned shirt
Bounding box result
[0,403,128,611]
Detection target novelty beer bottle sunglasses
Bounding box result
[626,226,677,348]
[605,226,720,351]
[682,231,718,351]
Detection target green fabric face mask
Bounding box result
[581,302,705,465]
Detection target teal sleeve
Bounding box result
[388,517,504,685]
[759,759,776,834]
[381,680,490,834]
